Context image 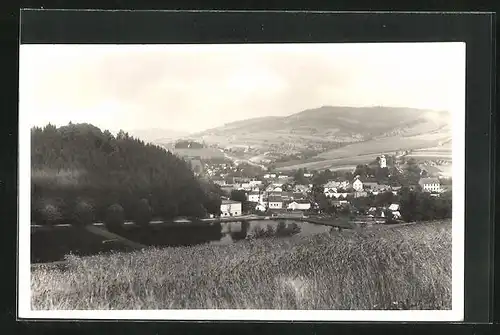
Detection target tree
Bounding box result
[405,158,422,184]
[373,191,394,207]
[204,197,222,217]
[134,198,152,227]
[230,190,247,203]
[105,203,125,231]
[375,167,389,182]
[293,168,307,185]
[31,123,214,225]
[72,199,95,227]
[354,164,375,179]
[399,188,451,223]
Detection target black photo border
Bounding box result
[9,8,496,335]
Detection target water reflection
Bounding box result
[211,220,330,245]
[31,220,331,263]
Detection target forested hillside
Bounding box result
[31,123,222,226]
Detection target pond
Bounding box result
[31,220,333,263]
[211,220,332,245]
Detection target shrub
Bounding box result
[104,204,125,231]
[134,198,152,227]
[72,199,95,227]
[34,198,65,226]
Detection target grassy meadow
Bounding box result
[31,220,452,310]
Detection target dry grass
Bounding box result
[31,220,452,310]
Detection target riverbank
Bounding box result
[31,219,452,310]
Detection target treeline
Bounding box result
[174,140,205,149]
[350,187,452,222]
[398,188,452,222]
[31,123,223,227]
[310,183,452,223]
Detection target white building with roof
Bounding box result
[418,177,441,193]
[220,200,242,217]
[287,200,311,211]
[352,178,363,192]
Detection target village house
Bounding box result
[263,173,277,179]
[249,180,263,186]
[255,203,266,212]
[292,192,307,200]
[339,180,350,190]
[330,192,349,200]
[391,186,402,195]
[388,203,400,212]
[354,191,368,198]
[239,182,253,191]
[352,177,364,192]
[266,196,284,209]
[233,176,255,184]
[324,180,350,190]
[392,211,402,219]
[367,207,386,217]
[303,172,313,178]
[324,187,338,198]
[250,185,262,192]
[363,181,379,190]
[324,180,340,189]
[281,191,295,201]
[212,177,227,186]
[247,191,264,203]
[369,184,391,195]
[220,200,242,217]
[265,183,283,193]
[331,199,349,207]
[293,184,309,194]
[287,200,311,211]
[418,177,442,193]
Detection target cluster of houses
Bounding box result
[203,161,238,178]
[213,154,449,218]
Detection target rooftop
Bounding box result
[419,177,440,184]
[221,200,241,205]
[290,200,311,204]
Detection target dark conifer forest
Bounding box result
[31,123,222,226]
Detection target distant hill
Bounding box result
[127,128,189,144]
[189,106,450,147]
[184,105,451,171]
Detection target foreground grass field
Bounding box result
[31,220,452,310]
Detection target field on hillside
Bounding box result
[277,154,382,171]
[407,144,452,161]
[277,133,451,171]
[170,148,225,159]
[317,135,447,160]
[32,220,452,310]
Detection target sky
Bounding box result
[19,42,465,134]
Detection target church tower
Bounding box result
[379,155,387,168]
